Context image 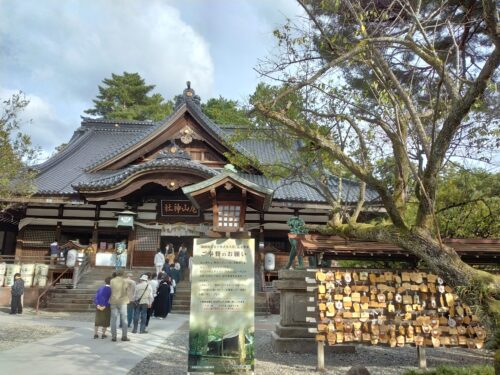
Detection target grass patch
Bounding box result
[404,365,494,375]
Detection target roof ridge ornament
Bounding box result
[223,164,238,174]
[156,140,191,160]
[174,81,201,109]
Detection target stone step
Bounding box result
[44,306,95,312]
[46,302,95,310]
[48,298,94,306]
[50,292,95,298]
[50,295,95,301]
[171,296,191,302]
[49,288,97,294]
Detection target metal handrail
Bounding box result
[72,254,90,289]
[36,267,71,314]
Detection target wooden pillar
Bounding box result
[91,223,98,246]
[90,223,98,266]
[316,341,325,372]
[55,204,64,244]
[128,229,136,269]
[417,346,427,369]
[55,222,62,242]
[15,227,25,260]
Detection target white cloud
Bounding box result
[0,0,215,156]
[0,88,70,159]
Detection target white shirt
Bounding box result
[154,252,165,266]
[148,279,158,296]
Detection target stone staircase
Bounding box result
[43,267,271,315]
[44,267,153,312]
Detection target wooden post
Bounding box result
[55,221,62,242]
[417,346,427,369]
[316,341,326,372]
[127,229,135,269]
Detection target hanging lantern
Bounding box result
[115,210,137,228]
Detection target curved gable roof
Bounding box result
[31,84,379,206]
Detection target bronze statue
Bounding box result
[284,216,308,269]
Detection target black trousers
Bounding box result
[146,306,152,326]
[10,295,22,314]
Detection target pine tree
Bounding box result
[84,72,173,121]
[202,96,250,126]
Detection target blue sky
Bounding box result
[0,0,303,158]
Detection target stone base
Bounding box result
[271,331,355,354]
[275,322,314,338]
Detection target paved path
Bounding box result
[0,312,189,375]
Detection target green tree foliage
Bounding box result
[84,72,173,121]
[437,168,500,238]
[250,0,500,338]
[0,92,38,208]
[202,96,250,126]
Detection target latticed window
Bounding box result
[215,203,243,232]
[23,229,56,248]
[135,227,160,251]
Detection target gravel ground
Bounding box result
[130,320,494,375]
[0,308,493,374]
[0,306,95,322]
[0,321,70,352]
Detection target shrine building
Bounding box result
[0,84,379,270]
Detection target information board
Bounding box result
[188,238,255,373]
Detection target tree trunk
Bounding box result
[320,223,500,348]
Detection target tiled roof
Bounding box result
[74,153,218,191]
[82,118,168,171]
[241,174,378,204]
[34,122,154,194]
[33,86,379,205]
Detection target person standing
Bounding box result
[125,272,136,328]
[132,275,152,334]
[170,263,180,285]
[145,272,158,327]
[153,276,171,319]
[10,273,24,314]
[49,240,59,265]
[114,242,126,271]
[177,243,189,281]
[165,246,175,267]
[169,276,176,313]
[162,261,173,278]
[109,269,130,342]
[154,249,165,278]
[93,277,112,339]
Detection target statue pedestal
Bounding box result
[271,269,354,354]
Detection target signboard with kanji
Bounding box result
[160,199,199,217]
[188,238,255,373]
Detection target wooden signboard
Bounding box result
[160,199,199,217]
[307,269,486,349]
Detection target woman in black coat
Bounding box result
[153,277,171,319]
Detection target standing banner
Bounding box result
[188,238,255,374]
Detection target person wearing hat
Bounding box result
[132,274,153,334]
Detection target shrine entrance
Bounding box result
[160,236,194,257]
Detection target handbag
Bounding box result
[133,285,149,307]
